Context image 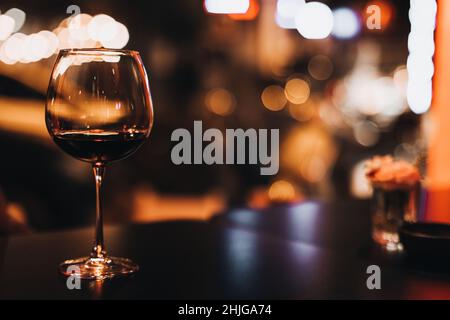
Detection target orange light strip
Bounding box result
[425,0,450,223]
[228,0,259,21]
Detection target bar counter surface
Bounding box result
[0,200,449,299]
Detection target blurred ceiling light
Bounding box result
[0,12,128,65]
[4,8,26,33]
[228,0,259,20]
[0,42,16,65]
[98,20,118,43]
[22,33,48,63]
[407,55,434,80]
[332,7,360,39]
[0,15,15,41]
[409,0,437,32]
[408,31,435,58]
[407,0,436,114]
[68,13,92,42]
[3,33,25,63]
[204,0,250,14]
[308,55,333,80]
[261,85,287,111]
[101,22,129,49]
[87,14,116,41]
[407,79,433,114]
[38,30,59,58]
[295,2,333,39]
[275,0,305,29]
[285,78,310,104]
[205,88,236,116]
[354,120,380,147]
[55,27,72,49]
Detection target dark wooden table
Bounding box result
[1,200,450,299]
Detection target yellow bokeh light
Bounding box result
[268,180,297,202]
[205,88,235,116]
[261,85,287,111]
[285,78,310,104]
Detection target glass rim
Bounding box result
[58,48,140,56]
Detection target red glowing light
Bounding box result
[228,0,259,21]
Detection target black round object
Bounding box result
[400,222,450,267]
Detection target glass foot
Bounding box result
[60,256,139,280]
[372,230,403,252]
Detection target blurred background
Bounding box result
[0,0,428,232]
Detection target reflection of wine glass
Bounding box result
[46,49,153,279]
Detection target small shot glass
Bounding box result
[366,156,421,251]
[371,185,419,251]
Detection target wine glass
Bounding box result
[46,49,153,279]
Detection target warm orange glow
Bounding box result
[268,180,298,203]
[132,187,225,222]
[285,78,310,105]
[228,0,259,21]
[205,88,235,116]
[261,85,287,111]
[425,0,450,223]
[0,97,48,139]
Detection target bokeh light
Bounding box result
[205,88,236,116]
[393,65,408,93]
[295,2,333,39]
[68,13,92,42]
[332,7,360,39]
[268,180,297,202]
[275,0,305,29]
[285,78,310,105]
[228,0,259,20]
[0,11,129,65]
[204,0,250,14]
[101,22,129,49]
[308,55,333,80]
[288,97,316,122]
[300,156,327,183]
[0,15,15,41]
[261,85,287,111]
[88,14,115,41]
[38,31,60,58]
[407,0,437,114]
[350,160,373,199]
[3,33,25,63]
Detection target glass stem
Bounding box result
[92,164,106,259]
